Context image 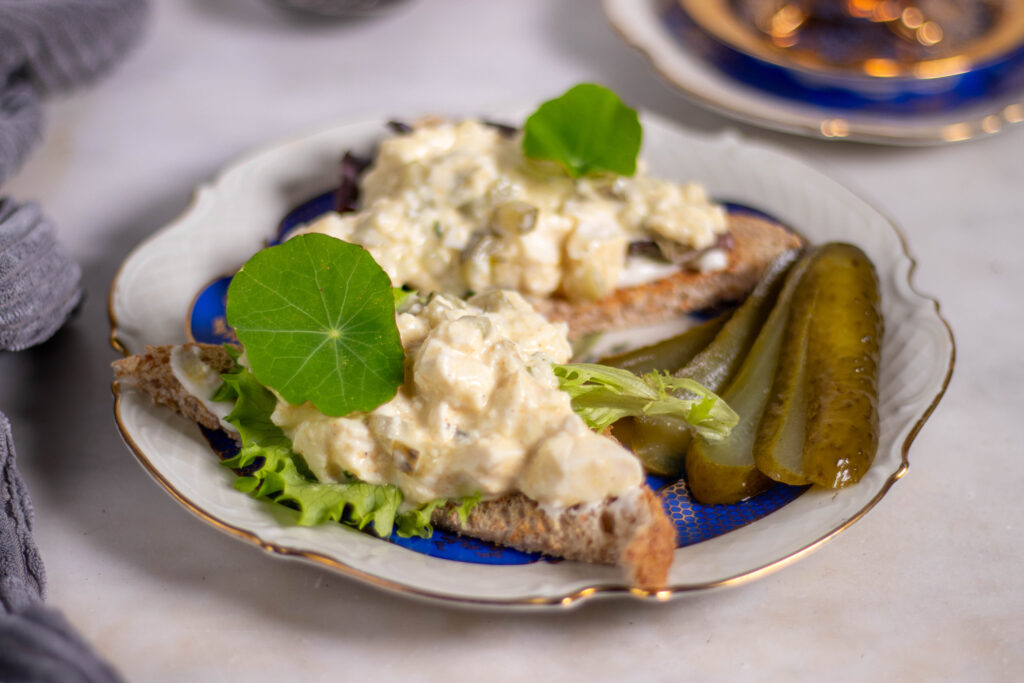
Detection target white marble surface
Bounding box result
[1,0,1020,680]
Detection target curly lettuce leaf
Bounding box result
[393,492,481,538]
[453,491,481,525]
[218,366,405,534]
[522,83,641,178]
[553,363,739,440]
[214,365,473,539]
[394,499,447,538]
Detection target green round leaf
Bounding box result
[522,83,642,178]
[226,233,404,417]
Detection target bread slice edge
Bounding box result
[536,211,803,337]
[112,344,676,589]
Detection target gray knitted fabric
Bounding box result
[0,199,82,351]
[0,78,43,190]
[1,1,148,681]
[0,413,44,614]
[0,415,125,683]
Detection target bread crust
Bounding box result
[534,212,803,337]
[112,344,676,587]
[112,344,236,432]
[432,488,675,589]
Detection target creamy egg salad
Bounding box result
[291,120,729,303]
[267,289,642,508]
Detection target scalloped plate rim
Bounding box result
[108,110,955,609]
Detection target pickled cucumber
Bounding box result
[685,252,814,504]
[601,312,728,376]
[678,249,802,393]
[799,243,882,488]
[752,243,882,489]
[752,256,817,485]
[625,249,802,475]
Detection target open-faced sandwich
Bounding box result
[289,84,801,337]
[113,85,881,590]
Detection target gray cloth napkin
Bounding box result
[0,78,42,190]
[0,415,124,683]
[0,199,82,352]
[0,0,149,187]
[1,1,149,681]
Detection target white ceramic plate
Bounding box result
[109,112,953,608]
[604,0,1024,145]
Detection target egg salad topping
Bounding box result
[270,289,643,508]
[292,120,728,302]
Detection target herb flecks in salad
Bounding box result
[226,233,404,417]
[522,83,642,179]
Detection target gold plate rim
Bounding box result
[678,0,1024,81]
[605,0,1024,144]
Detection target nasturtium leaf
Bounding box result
[522,83,641,178]
[226,233,404,417]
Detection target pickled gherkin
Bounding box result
[684,252,814,503]
[674,250,801,394]
[798,243,882,488]
[752,243,882,490]
[600,313,728,376]
[752,256,817,486]
[622,250,801,476]
[593,241,882,499]
[600,314,729,473]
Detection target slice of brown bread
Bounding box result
[113,344,237,432]
[112,344,676,588]
[537,212,803,337]
[431,490,675,589]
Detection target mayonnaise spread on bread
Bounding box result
[169,345,237,432]
[291,120,728,303]
[269,290,643,507]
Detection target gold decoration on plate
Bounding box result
[679,0,1024,80]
